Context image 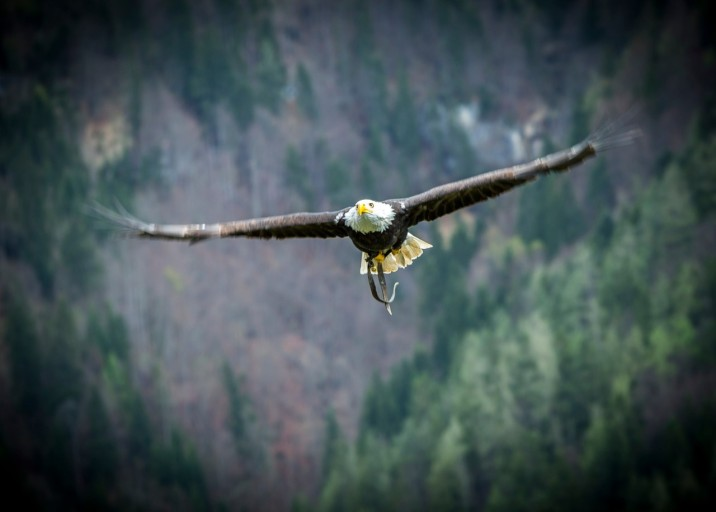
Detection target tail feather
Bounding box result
[359,232,432,274]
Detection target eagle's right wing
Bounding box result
[92,203,351,244]
[396,121,640,227]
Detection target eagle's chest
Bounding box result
[348,223,407,255]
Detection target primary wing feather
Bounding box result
[92,203,349,243]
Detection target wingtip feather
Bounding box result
[588,105,643,153]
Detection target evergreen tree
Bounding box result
[227,62,255,130]
[256,25,287,113]
[150,430,211,510]
[86,309,130,361]
[391,72,421,163]
[680,134,716,220]
[321,410,345,482]
[222,362,254,457]
[427,418,468,512]
[517,175,586,257]
[82,389,119,504]
[285,145,314,206]
[4,294,43,419]
[325,157,352,204]
[297,63,319,122]
[43,301,83,414]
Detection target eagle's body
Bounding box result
[96,118,638,314]
[338,199,431,274]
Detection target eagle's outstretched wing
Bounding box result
[92,203,350,243]
[396,123,640,227]
[95,114,638,242]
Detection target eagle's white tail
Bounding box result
[359,233,433,274]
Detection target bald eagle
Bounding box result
[96,120,637,314]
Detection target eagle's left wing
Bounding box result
[92,203,350,244]
[396,127,638,227]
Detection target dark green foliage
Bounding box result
[366,124,386,164]
[583,159,616,219]
[570,99,593,146]
[285,145,314,206]
[678,134,716,220]
[537,0,643,50]
[43,301,83,413]
[160,0,198,110]
[86,308,130,361]
[345,7,390,134]
[59,220,103,295]
[297,63,319,122]
[431,0,483,100]
[426,417,468,512]
[0,86,96,296]
[292,495,314,512]
[227,64,256,131]
[4,294,43,418]
[435,119,478,180]
[154,0,281,136]
[160,0,242,137]
[321,410,346,482]
[186,24,224,141]
[256,23,287,114]
[517,175,586,257]
[150,430,211,510]
[325,157,352,204]
[126,392,153,459]
[0,0,141,79]
[693,258,716,362]
[44,404,81,501]
[83,389,119,496]
[358,158,377,198]
[430,271,471,375]
[360,363,414,440]
[390,72,421,164]
[1,281,208,509]
[418,221,479,375]
[222,361,257,458]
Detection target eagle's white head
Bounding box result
[344,199,395,233]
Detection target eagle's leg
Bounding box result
[365,254,399,314]
[365,259,385,303]
[376,260,398,315]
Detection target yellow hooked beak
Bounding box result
[357,202,373,216]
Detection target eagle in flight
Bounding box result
[97,118,637,314]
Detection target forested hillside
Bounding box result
[1,1,714,511]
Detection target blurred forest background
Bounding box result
[1,0,715,510]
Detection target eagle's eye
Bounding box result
[369,202,374,208]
